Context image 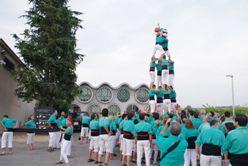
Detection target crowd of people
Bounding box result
[1,26,248,166]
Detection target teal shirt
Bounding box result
[198,122,210,133]
[156,89,165,98]
[48,114,57,124]
[156,135,188,166]
[156,36,168,48]
[190,117,202,129]
[149,89,156,98]
[89,119,99,130]
[151,121,161,136]
[161,59,169,67]
[110,121,117,132]
[1,117,17,129]
[222,126,248,154]
[65,126,73,135]
[120,119,135,134]
[82,116,91,125]
[195,126,225,147]
[170,90,176,99]
[150,61,156,68]
[99,117,110,128]
[157,125,170,138]
[155,63,162,72]
[182,127,198,139]
[25,120,36,129]
[169,62,174,71]
[135,120,152,135]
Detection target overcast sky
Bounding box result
[1,0,248,107]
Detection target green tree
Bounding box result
[13,0,83,112]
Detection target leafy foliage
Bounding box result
[13,0,83,112]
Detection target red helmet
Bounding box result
[154,27,160,32]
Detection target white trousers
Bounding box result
[157,75,162,87]
[119,134,124,152]
[151,139,158,164]
[89,136,99,152]
[164,99,172,113]
[184,149,197,166]
[162,69,169,85]
[80,127,89,137]
[149,71,155,84]
[108,135,116,153]
[1,132,13,148]
[27,133,35,145]
[169,74,174,87]
[122,138,134,156]
[137,140,151,166]
[56,132,61,148]
[153,44,165,57]
[200,154,221,166]
[48,132,56,148]
[60,139,71,163]
[98,134,109,155]
[149,100,156,113]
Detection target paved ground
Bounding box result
[0,133,122,166]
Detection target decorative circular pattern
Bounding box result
[126,104,139,114]
[96,85,113,103]
[87,104,101,114]
[78,85,93,103]
[117,86,130,102]
[135,87,149,103]
[108,104,121,115]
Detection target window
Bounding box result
[3,57,15,71]
[78,85,93,103]
[126,104,139,114]
[108,104,121,115]
[87,104,101,115]
[117,85,130,102]
[135,87,149,103]
[96,85,112,103]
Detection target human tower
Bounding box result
[149,24,177,115]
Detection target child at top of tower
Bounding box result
[152,25,171,59]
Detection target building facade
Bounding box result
[71,82,150,115]
[0,39,35,128]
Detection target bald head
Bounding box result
[170,122,182,136]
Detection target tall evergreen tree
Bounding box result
[13,0,83,112]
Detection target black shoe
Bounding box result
[88,159,95,162]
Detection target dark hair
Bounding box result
[91,113,97,119]
[210,111,215,117]
[185,119,194,129]
[225,122,235,132]
[3,115,8,118]
[102,108,109,117]
[152,84,156,88]
[127,113,134,120]
[28,115,32,121]
[152,112,160,120]
[134,119,139,125]
[235,114,248,126]
[139,113,145,121]
[122,114,127,120]
[193,112,199,118]
[210,119,217,126]
[224,111,231,118]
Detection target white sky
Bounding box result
[1,0,248,107]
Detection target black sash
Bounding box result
[164,94,170,99]
[157,98,163,103]
[91,129,100,136]
[64,134,71,141]
[160,140,180,161]
[171,98,176,103]
[187,136,197,149]
[169,70,174,74]
[123,131,134,140]
[137,132,149,140]
[6,128,14,132]
[162,65,168,70]
[150,67,155,71]
[82,123,89,127]
[229,153,248,166]
[151,135,156,139]
[202,144,221,156]
[157,70,162,76]
[100,127,108,135]
[111,130,116,136]
[149,96,155,100]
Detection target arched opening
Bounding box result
[126,104,139,114]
